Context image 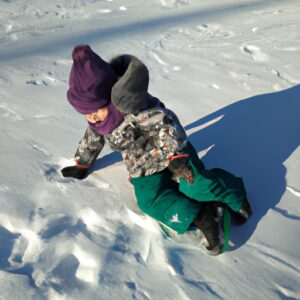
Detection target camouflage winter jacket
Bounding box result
[75,106,187,177]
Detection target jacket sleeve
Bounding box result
[74,127,105,165]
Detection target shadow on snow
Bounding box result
[186,85,300,248]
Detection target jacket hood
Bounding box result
[110,55,150,114]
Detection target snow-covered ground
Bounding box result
[0,0,299,299]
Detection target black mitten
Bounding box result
[168,155,194,183]
[61,164,89,180]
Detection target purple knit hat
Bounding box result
[67,44,117,114]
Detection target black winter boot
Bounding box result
[233,200,253,225]
[193,204,221,255]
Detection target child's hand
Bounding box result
[167,156,194,184]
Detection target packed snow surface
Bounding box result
[0,0,299,299]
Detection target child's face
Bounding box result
[84,106,109,123]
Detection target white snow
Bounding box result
[0,0,300,299]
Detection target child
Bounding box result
[62,45,252,254]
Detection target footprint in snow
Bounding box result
[43,162,69,192]
[148,50,181,75]
[44,163,60,182]
[195,24,236,39]
[98,8,112,13]
[48,255,81,291]
[268,67,298,85]
[0,225,42,276]
[8,234,29,266]
[44,72,57,84]
[0,226,20,269]
[161,0,191,8]
[158,24,235,53]
[26,71,59,87]
[39,215,75,240]
[26,79,48,86]
[240,45,268,62]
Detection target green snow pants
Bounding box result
[131,170,203,234]
[178,142,247,213]
[131,142,248,234]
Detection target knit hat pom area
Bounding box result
[67,44,117,115]
[72,44,92,62]
[110,55,150,114]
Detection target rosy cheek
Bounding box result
[85,116,95,123]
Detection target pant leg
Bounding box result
[179,142,248,212]
[130,170,202,234]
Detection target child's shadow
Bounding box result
[186,85,300,249]
[91,151,122,172]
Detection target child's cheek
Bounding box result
[85,116,95,123]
